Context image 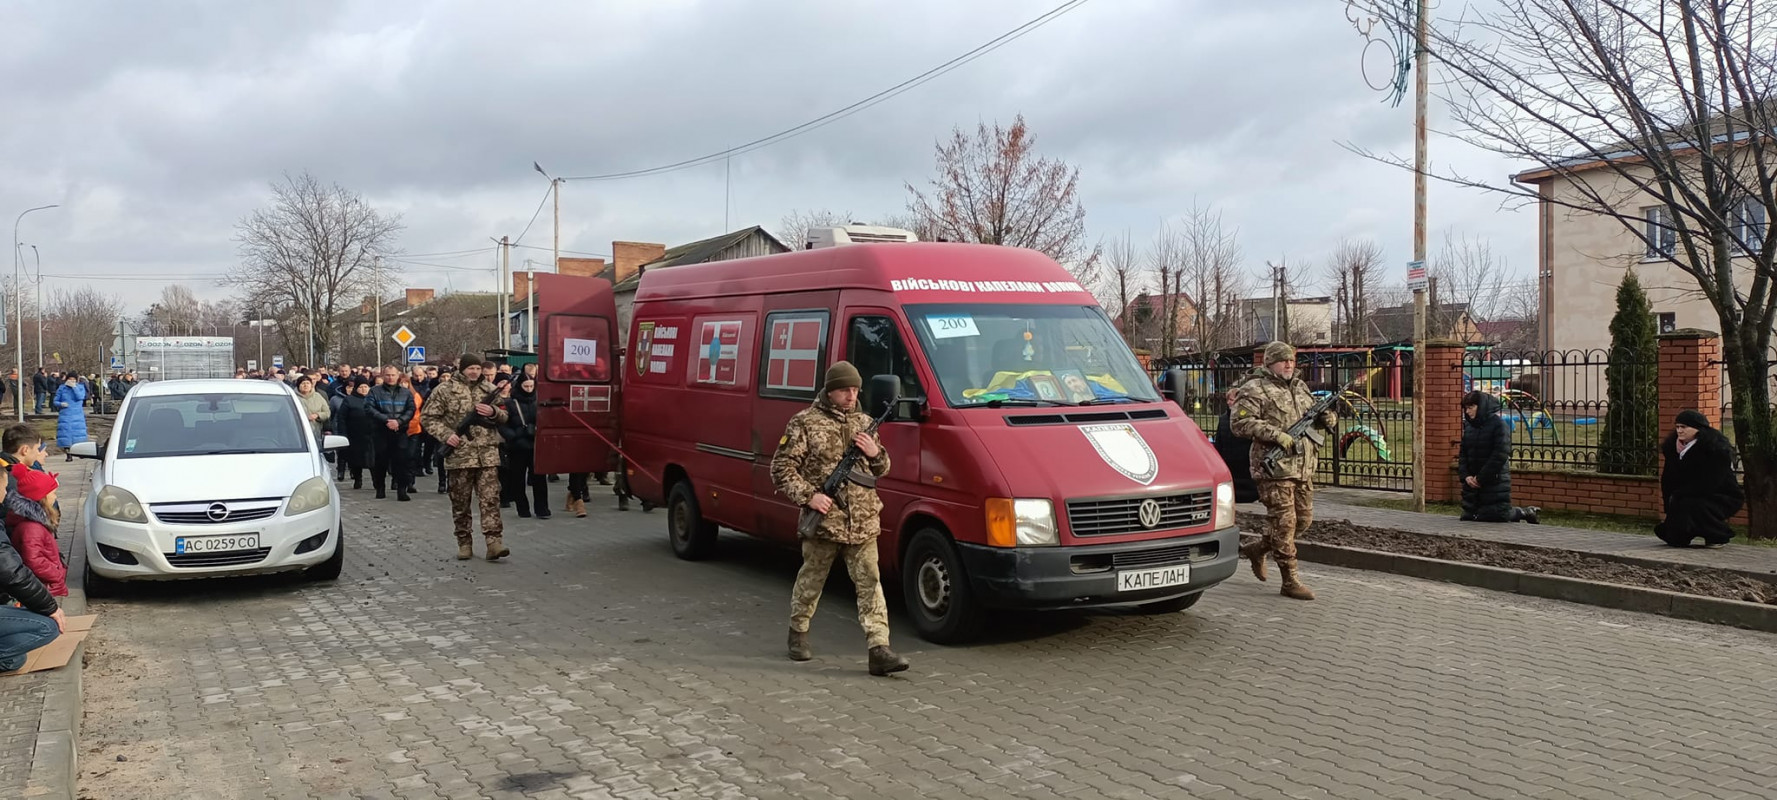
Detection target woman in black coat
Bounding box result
[1655,409,1744,548]
[498,376,549,519]
[334,378,380,489]
[1213,384,1260,503]
[1458,391,1539,523]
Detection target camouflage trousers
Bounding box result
[447,466,503,544]
[1256,478,1313,564]
[789,538,891,648]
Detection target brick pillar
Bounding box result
[1658,330,1722,429]
[1420,341,1467,503]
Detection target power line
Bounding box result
[384,258,497,272]
[510,185,555,245]
[559,0,1094,182]
[510,243,611,259]
[397,246,496,259]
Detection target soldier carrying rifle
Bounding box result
[770,361,909,676]
[1232,342,1338,601]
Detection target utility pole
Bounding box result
[501,237,513,350]
[374,255,383,367]
[534,162,563,355]
[1410,0,1430,513]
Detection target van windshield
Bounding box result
[906,304,1161,407]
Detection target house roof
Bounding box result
[613,226,789,292]
[332,297,409,326]
[1512,102,1777,183]
[1368,302,1473,343]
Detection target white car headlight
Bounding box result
[1214,481,1235,530]
[1014,498,1058,546]
[96,486,148,524]
[285,476,333,517]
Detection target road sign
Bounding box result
[109,356,124,370]
[1406,260,1428,292]
[405,345,426,364]
[272,355,284,368]
[247,359,258,371]
[391,326,416,348]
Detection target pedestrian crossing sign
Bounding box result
[405,345,426,363]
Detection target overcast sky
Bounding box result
[0,0,1534,315]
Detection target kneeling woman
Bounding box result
[1655,410,1744,548]
[1458,391,1540,524]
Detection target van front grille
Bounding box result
[1067,491,1213,537]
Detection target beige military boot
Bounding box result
[1278,561,1316,601]
[485,535,510,561]
[455,533,473,561]
[1239,539,1269,582]
[787,629,811,662]
[867,646,910,676]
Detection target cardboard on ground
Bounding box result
[0,614,97,676]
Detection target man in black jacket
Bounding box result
[0,471,64,672]
[367,366,416,501]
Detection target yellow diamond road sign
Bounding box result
[391,325,415,348]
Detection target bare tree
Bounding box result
[1169,205,1246,355]
[1325,238,1386,342]
[1144,224,1188,357]
[775,208,853,252]
[1103,231,1145,348]
[48,286,125,375]
[1430,231,1513,323]
[398,294,499,364]
[229,172,402,364]
[906,114,1101,288]
[1364,0,1777,537]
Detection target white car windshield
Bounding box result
[906,304,1161,407]
[117,394,309,458]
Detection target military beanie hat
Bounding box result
[823,361,863,394]
[458,352,483,372]
[1263,341,1296,365]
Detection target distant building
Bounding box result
[1233,296,1333,346]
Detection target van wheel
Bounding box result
[1136,591,1202,614]
[667,482,717,560]
[901,528,985,644]
[306,526,345,581]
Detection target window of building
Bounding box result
[1731,198,1767,255]
[758,311,828,401]
[1643,206,1676,259]
[1654,312,1676,334]
[846,315,925,402]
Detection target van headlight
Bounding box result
[986,498,1058,546]
[285,476,333,517]
[96,486,148,523]
[1214,481,1235,530]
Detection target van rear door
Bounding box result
[533,273,620,476]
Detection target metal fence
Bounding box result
[1461,348,1660,475]
[1150,349,1418,491]
[1717,346,1777,476]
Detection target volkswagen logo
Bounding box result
[206,503,230,522]
[1137,499,1163,529]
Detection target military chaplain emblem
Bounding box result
[1079,423,1158,485]
[636,322,655,376]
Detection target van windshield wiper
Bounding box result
[976,398,1071,408]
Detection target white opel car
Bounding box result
[72,378,347,594]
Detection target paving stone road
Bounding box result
[77,485,1777,799]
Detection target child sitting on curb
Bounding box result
[3,427,64,597]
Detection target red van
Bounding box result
[531,243,1240,643]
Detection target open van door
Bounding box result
[533,273,620,476]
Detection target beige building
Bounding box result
[1516,161,1764,354]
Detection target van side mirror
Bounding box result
[1160,368,1191,411]
[864,374,901,418]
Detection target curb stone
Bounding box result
[23,458,91,800]
[1295,541,1777,634]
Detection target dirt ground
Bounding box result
[76,601,194,800]
[1249,513,1777,605]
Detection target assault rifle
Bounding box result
[1256,377,1362,480]
[435,383,509,460]
[797,376,901,538]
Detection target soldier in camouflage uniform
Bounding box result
[420,353,510,561]
[771,361,908,676]
[1231,341,1336,600]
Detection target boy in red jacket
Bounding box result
[4,430,64,597]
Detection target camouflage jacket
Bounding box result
[771,397,892,544]
[1231,370,1336,481]
[420,374,508,469]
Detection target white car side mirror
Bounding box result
[69,441,101,459]
[322,435,350,452]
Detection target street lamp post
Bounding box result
[30,245,42,370]
[13,204,58,421]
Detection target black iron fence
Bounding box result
[1150,349,1417,491]
[1460,348,1660,475]
[1717,346,1777,477]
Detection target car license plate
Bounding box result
[1117,564,1190,592]
[174,533,260,554]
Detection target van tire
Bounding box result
[901,528,985,644]
[667,482,717,560]
[1136,591,1202,614]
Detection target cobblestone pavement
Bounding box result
[77,484,1777,799]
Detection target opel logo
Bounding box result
[1137,499,1163,529]
[206,503,230,522]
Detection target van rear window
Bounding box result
[546,315,612,383]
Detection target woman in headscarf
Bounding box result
[498,375,548,518]
[1655,409,1744,548]
[1457,391,1539,524]
[334,378,380,489]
